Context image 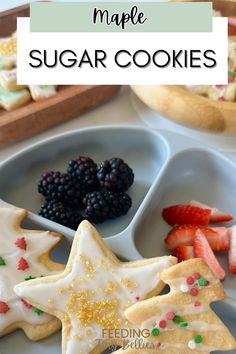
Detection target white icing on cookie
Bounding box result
[15,221,175,354]
[0,207,61,333]
[0,68,17,83]
[29,85,56,100]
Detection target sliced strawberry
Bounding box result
[172,245,194,262]
[165,225,197,250]
[207,227,230,251]
[165,224,229,251]
[190,200,233,223]
[229,226,236,274]
[193,230,225,280]
[162,205,211,226]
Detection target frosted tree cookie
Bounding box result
[0,206,64,340]
[15,220,176,354]
[113,258,236,354]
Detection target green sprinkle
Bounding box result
[228,70,236,78]
[179,321,188,327]
[25,276,35,281]
[173,315,182,324]
[34,308,43,316]
[194,335,203,344]
[198,277,207,287]
[151,328,160,337]
[0,257,6,266]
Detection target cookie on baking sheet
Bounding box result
[0,84,31,111]
[0,206,64,340]
[29,85,57,101]
[113,258,236,354]
[15,220,176,354]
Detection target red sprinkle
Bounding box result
[190,288,199,297]
[166,311,175,320]
[194,301,201,307]
[156,342,161,348]
[15,237,27,250]
[186,276,195,285]
[135,296,140,301]
[21,299,32,309]
[159,320,167,329]
[234,67,236,73]
[0,301,10,314]
[228,76,234,83]
[193,272,201,280]
[218,96,225,101]
[17,257,29,271]
[206,280,210,286]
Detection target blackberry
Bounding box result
[39,200,83,230]
[38,171,84,206]
[97,158,134,192]
[67,156,98,192]
[83,191,132,223]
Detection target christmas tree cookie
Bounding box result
[15,220,176,354]
[114,258,236,354]
[0,206,64,340]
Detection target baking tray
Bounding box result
[0,4,120,147]
[0,125,235,354]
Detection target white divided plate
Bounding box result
[0,125,235,354]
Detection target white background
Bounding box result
[17,17,228,85]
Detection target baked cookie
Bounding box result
[29,85,57,101]
[0,34,16,70]
[15,220,176,353]
[0,206,64,340]
[0,68,26,91]
[0,84,31,111]
[113,258,236,354]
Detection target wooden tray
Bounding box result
[0,4,120,147]
[132,0,236,135]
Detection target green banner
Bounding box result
[30,2,212,33]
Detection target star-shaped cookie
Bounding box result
[15,220,176,354]
[113,259,236,354]
[0,206,64,340]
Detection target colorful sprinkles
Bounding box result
[0,301,10,314]
[180,272,210,297]
[17,257,29,271]
[149,272,209,348]
[0,257,6,266]
[15,237,27,250]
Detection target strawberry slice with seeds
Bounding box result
[162,205,211,226]
[165,225,229,251]
[190,200,233,223]
[207,227,230,251]
[229,226,236,274]
[194,230,225,280]
[172,245,194,262]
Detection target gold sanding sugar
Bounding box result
[120,276,137,289]
[103,280,120,294]
[66,289,124,329]
[80,253,96,274]
[0,37,17,56]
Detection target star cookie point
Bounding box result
[15,220,176,353]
